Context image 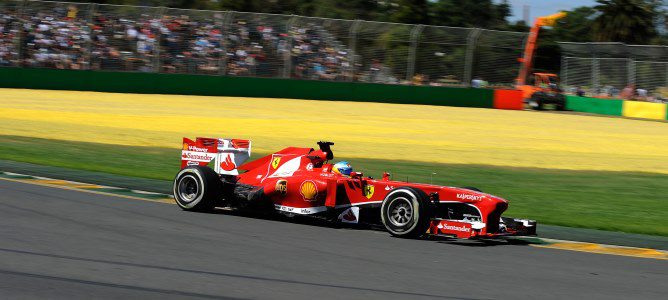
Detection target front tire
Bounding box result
[380,187,432,238]
[173,166,221,211]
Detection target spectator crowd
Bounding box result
[1,1,526,88]
[0,3,378,82]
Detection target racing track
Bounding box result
[0,179,666,300]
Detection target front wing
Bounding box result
[429,217,537,239]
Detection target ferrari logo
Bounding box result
[271,156,281,169]
[363,185,374,199]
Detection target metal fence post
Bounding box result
[348,20,361,82]
[153,6,166,72]
[592,57,599,92]
[406,24,423,82]
[14,0,27,66]
[220,11,232,75]
[561,56,567,87]
[283,15,298,78]
[627,56,635,85]
[85,3,96,70]
[463,28,481,86]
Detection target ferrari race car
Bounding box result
[174,138,537,239]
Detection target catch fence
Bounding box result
[560,42,668,96]
[0,0,528,87]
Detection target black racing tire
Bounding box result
[530,93,544,110]
[173,166,222,211]
[555,94,566,111]
[380,187,432,238]
[462,186,482,192]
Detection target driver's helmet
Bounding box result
[332,161,353,176]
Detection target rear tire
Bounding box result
[530,93,544,110]
[173,166,221,211]
[380,187,432,238]
[555,94,566,111]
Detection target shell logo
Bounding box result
[182,143,189,150]
[300,180,318,201]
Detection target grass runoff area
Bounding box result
[1,135,666,237]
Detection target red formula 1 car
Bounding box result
[173,138,536,239]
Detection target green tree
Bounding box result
[592,0,658,44]
[552,6,596,42]
[430,0,510,29]
[305,0,381,20]
[389,0,429,24]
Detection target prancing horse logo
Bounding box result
[363,185,374,199]
[271,156,281,169]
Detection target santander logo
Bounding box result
[220,155,236,171]
[438,223,471,232]
[182,152,212,160]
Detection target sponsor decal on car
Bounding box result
[186,161,199,166]
[456,193,484,201]
[220,154,236,171]
[271,156,281,169]
[300,180,318,201]
[306,163,314,171]
[384,185,394,191]
[275,179,287,196]
[187,145,210,153]
[363,184,374,199]
[182,143,189,150]
[181,151,216,162]
[437,223,471,232]
[274,204,327,215]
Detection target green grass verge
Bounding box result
[1,135,666,236]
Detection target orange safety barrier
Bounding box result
[493,89,524,110]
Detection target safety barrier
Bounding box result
[622,101,668,120]
[492,89,524,110]
[565,96,624,116]
[566,95,667,121]
[0,67,495,108]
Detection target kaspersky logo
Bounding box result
[456,194,484,201]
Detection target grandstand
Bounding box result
[0,0,528,87]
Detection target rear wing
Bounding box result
[181,137,251,175]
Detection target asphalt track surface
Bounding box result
[1,180,666,300]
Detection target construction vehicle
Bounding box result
[516,12,567,110]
